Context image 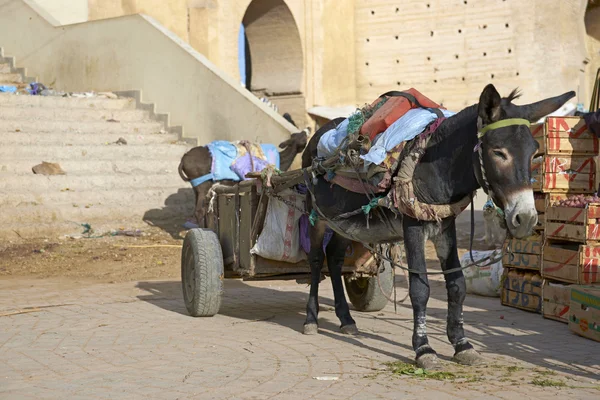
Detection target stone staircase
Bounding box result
[0,57,195,240]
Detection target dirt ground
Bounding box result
[0,217,485,283]
[0,227,185,282]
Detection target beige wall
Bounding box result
[353,0,594,111]
[1,0,296,145]
[585,4,600,109]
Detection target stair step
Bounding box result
[0,144,190,161]
[0,187,194,208]
[0,64,11,73]
[0,131,181,146]
[0,119,165,134]
[0,159,186,176]
[0,93,136,110]
[0,174,188,192]
[0,106,150,122]
[0,73,22,83]
[0,201,194,226]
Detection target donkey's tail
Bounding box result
[178,159,190,182]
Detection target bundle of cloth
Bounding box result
[316,88,455,194]
[206,140,280,182]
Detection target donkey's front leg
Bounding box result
[403,217,439,369]
[433,219,486,366]
[303,220,328,335]
[325,233,358,335]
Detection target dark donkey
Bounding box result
[301,84,574,369]
[179,126,309,227]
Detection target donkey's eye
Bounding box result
[493,150,507,160]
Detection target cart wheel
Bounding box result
[181,228,224,317]
[344,258,393,312]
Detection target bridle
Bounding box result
[467,117,532,266]
[474,117,532,204]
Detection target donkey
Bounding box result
[301,84,574,369]
[179,128,309,227]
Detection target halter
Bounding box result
[474,118,531,197]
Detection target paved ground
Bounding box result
[1,272,599,400]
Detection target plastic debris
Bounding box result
[0,85,17,93]
[28,82,47,95]
[312,376,339,381]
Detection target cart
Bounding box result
[180,174,395,317]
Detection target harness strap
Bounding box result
[478,118,531,137]
[190,174,213,187]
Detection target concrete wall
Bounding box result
[28,0,87,24]
[86,0,357,126]
[0,0,296,144]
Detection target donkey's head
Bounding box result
[475,84,575,238]
[279,128,310,153]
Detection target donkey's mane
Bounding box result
[505,88,522,103]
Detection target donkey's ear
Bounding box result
[517,91,576,122]
[478,84,502,125]
[279,139,292,149]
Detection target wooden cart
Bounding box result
[180,178,394,317]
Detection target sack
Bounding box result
[251,189,307,263]
[360,88,443,141]
[460,250,504,297]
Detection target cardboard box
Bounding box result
[542,280,571,323]
[569,286,600,342]
[545,203,600,243]
[501,269,542,313]
[542,243,600,284]
[539,117,598,155]
[503,236,543,271]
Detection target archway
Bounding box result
[239,0,305,126]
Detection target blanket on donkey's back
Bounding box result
[206,140,280,181]
[317,108,455,165]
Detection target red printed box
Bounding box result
[542,243,600,284]
[539,117,598,155]
[545,204,600,243]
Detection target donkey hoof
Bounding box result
[340,324,359,335]
[416,353,441,370]
[303,323,319,335]
[453,349,486,366]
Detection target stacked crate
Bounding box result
[502,116,598,315]
[501,235,544,313]
[539,117,600,323]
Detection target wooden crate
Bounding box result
[530,122,544,156]
[534,192,546,214]
[545,203,600,243]
[542,280,572,323]
[537,116,598,155]
[501,268,542,313]
[541,155,597,193]
[502,236,543,271]
[569,285,600,342]
[542,242,600,284]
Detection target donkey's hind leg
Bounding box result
[303,220,328,335]
[433,219,485,366]
[325,233,357,335]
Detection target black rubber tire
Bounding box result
[181,228,224,317]
[344,258,392,312]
